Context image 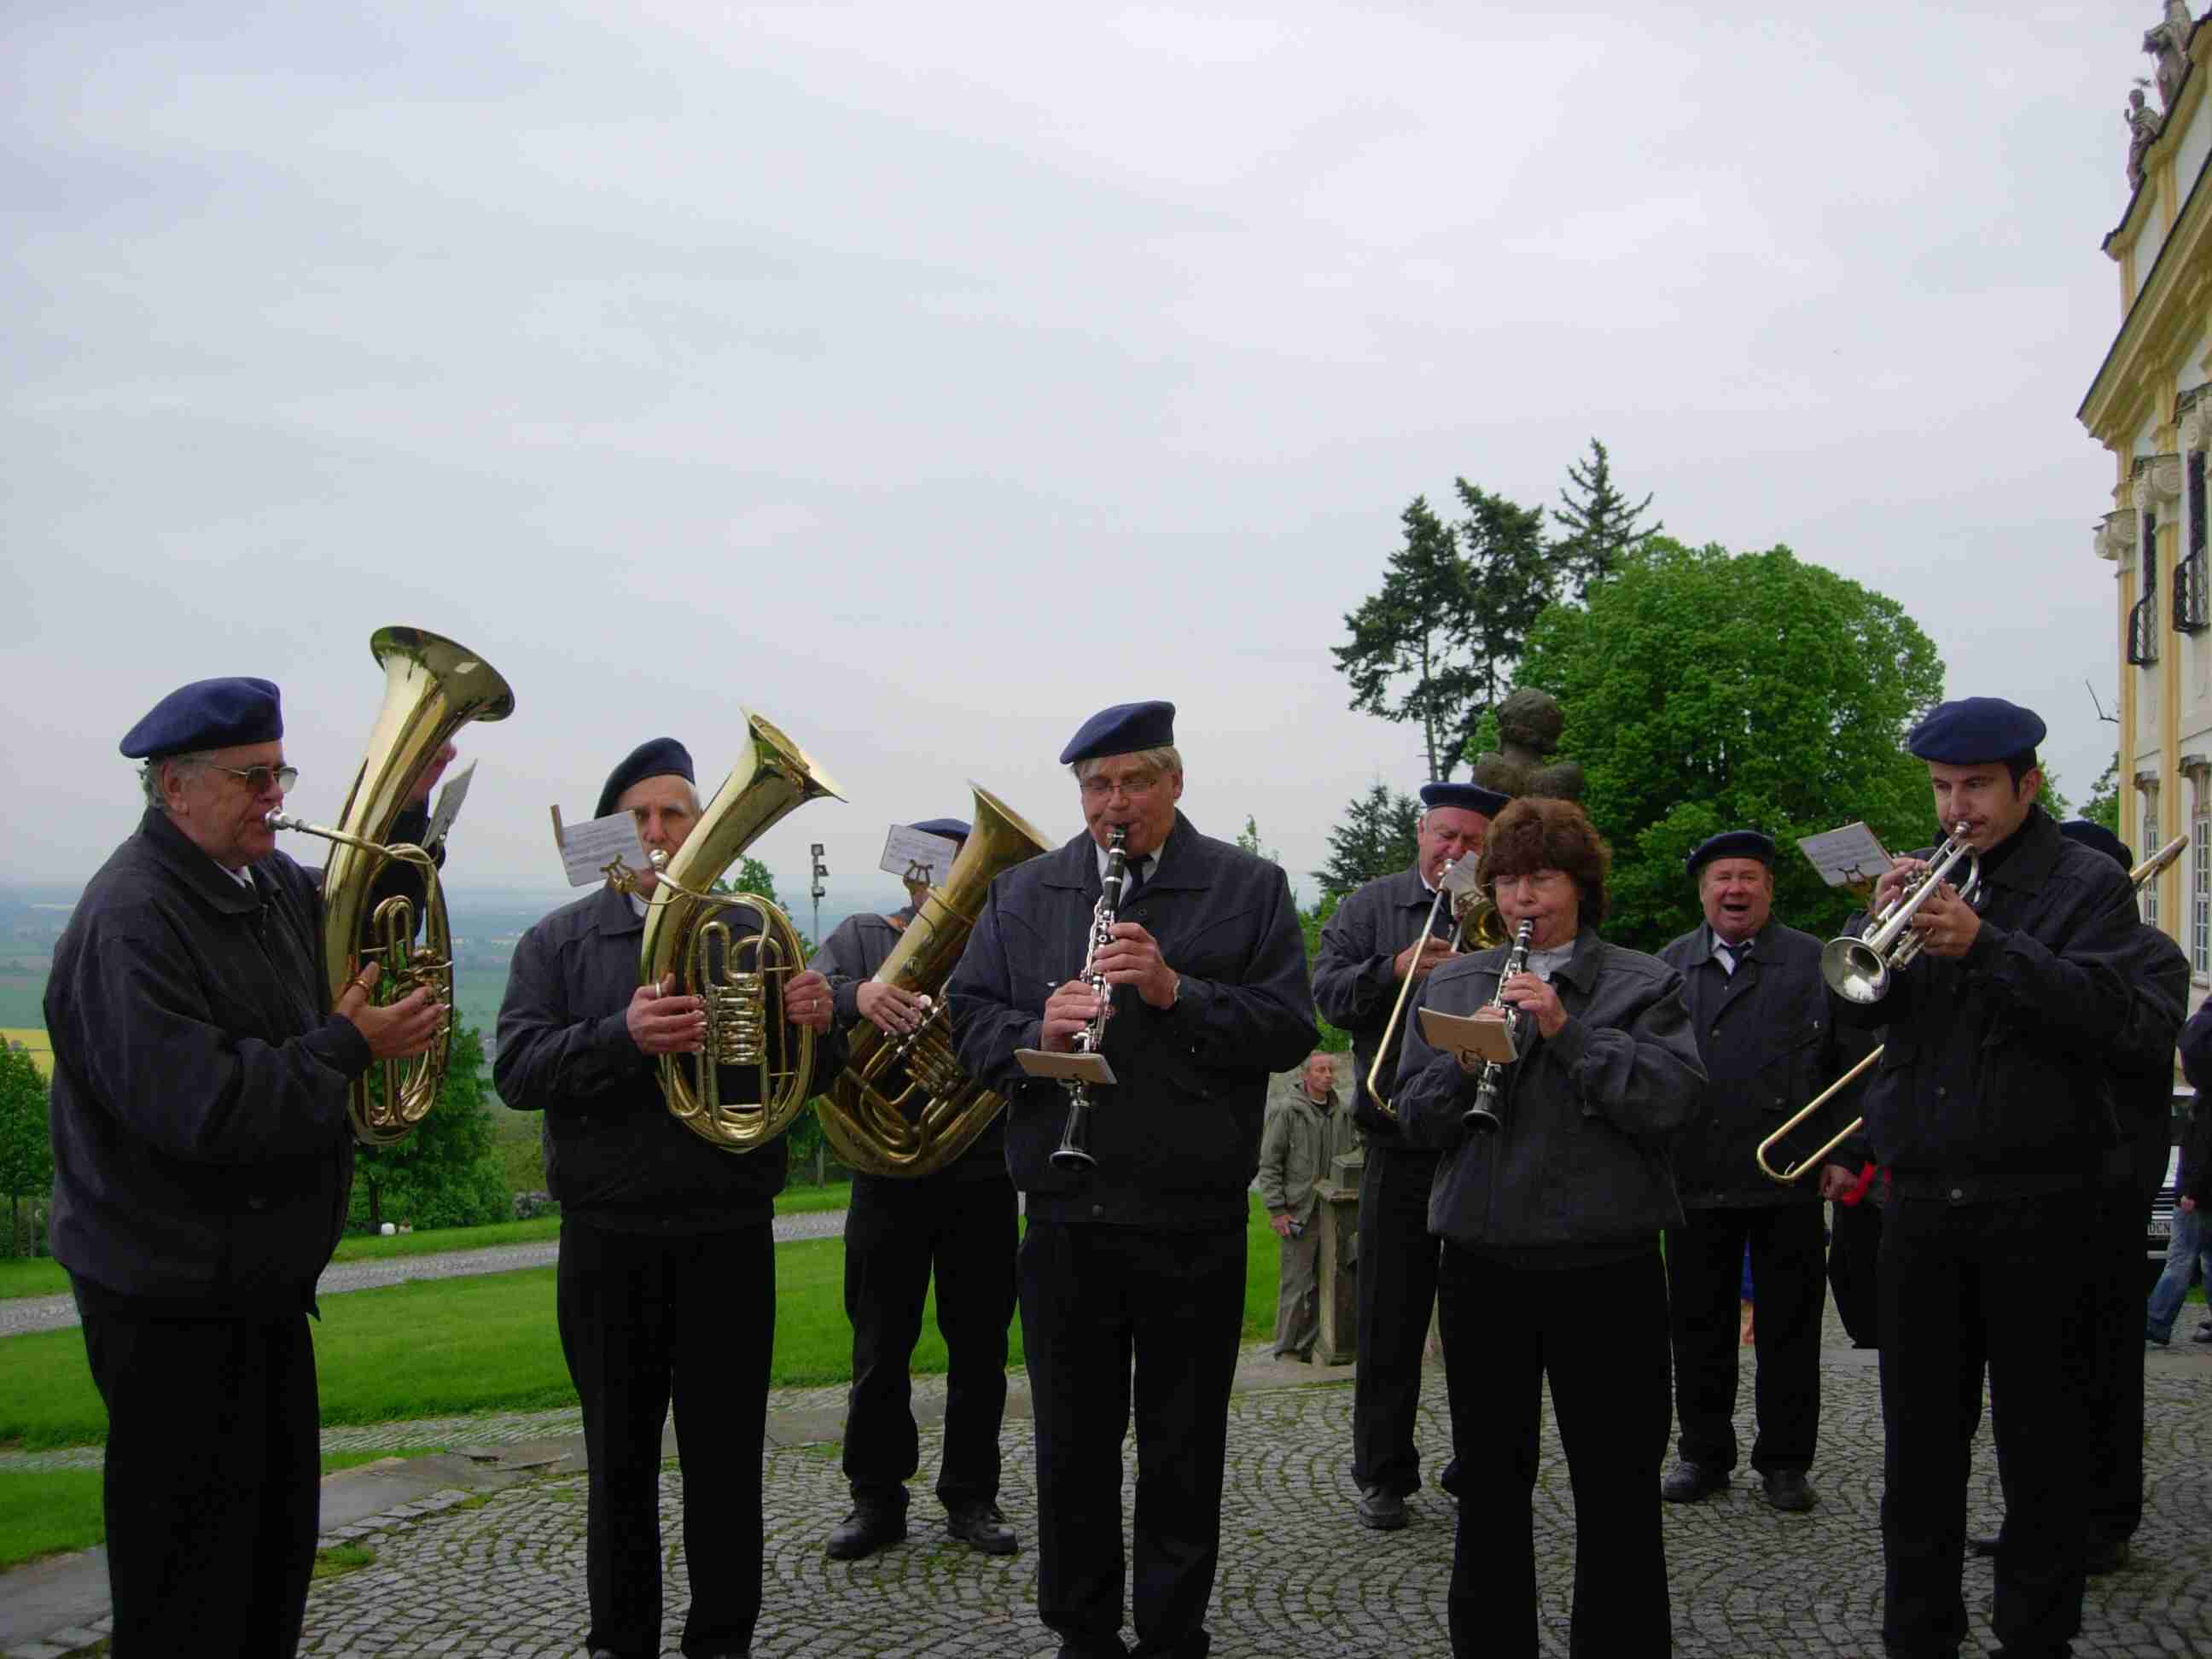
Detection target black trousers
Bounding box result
[1438,1246,1673,1659]
[1666,1202,1826,1475]
[1878,1191,2093,1659]
[73,1286,320,1659]
[841,1167,1018,1511]
[1353,1144,1448,1497]
[1020,1220,1245,1659]
[2081,1179,2157,1546]
[1827,1194,1883,1349]
[557,1219,774,1659]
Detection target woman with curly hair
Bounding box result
[1393,795,1704,1657]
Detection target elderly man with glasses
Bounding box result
[44,676,451,1656]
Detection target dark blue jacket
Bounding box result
[1312,864,1453,1142]
[946,813,1318,1231]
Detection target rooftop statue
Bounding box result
[2144,0,2194,110]
[2127,84,2165,190]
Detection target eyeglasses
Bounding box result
[1079,771,1162,800]
[199,762,299,794]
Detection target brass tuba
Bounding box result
[816,785,1052,1177]
[634,712,843,1152]
[266,626,515,1146]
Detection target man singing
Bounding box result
[1311,779,1503,1528]
[946,700,1317,1659]
[496,737,838,1659]
[47,677,448,1656]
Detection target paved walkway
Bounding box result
[4,1336,2209,1658]
[0,1209,848,1340]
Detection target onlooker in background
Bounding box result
[1259,1052,1360,1362]
[2148,1006,2212,1347]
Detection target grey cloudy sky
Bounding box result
[3,1,2156,901]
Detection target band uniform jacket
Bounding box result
[45,805,433,1313]
[945,812,1319,1231]
[811,904,1005,1179]
[1393,930,1704,1259]
[495,885,844,1231]
[2103,920,2189,1198]
[1256,1081,1359,1230]
[1835,808,2174,1196]
[1312,865,1451,1138]
[1657,923,1864,1208]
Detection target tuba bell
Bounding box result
[816,785,1052,1178]
[631,712,843,1152]
[266,626,515,1147]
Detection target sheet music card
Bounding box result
[1417,1006,1520,1066]
[1796,822,1893,890]
[550,806,649,888]
[424,760,477,847]
[1016,1050,1117,1085]
[880,824,962,888]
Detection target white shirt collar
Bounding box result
[1524,935,1577,981]
[212,857,254,891]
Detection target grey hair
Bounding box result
[139,751,213,812]
[1070,745,1183,783]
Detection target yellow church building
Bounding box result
[2081,3,2212,987]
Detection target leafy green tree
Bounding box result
[1551,438,1661,599]
[1318,782,1422,899]
[1334,483,1555,780]
[1296,893,1353,1055]
[352,1025,509,1231]
[2082,753,2122,834]
[1516,538,1946,952]
[0,1042,52,1257]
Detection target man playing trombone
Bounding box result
[1311,778,1504,1529]
[1837,698,2180,1659]
[946,700,1317,1659]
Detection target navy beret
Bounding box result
[1060,701,1176,766]
[595,737,696,819]
[2058,819,2133,871]
[1419,781,1510,818]
[909,818,970,842]
[1686,830,1777,878]
[1906,697,2046,764]
[119,677,283,760]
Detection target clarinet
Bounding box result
[1463,918,1536,1132]
[1051,826,1129,1170]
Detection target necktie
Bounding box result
[1714,940,1738,975]
[1121,855,1148,904]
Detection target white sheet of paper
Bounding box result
[1417,1006,1519,1064]
[1016,1049,1117,1085]
[1796,822,1894,889]
[424,760,476,847]
[880,824,962,887]
[552,807,649,888]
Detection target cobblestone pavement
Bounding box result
[265,1348,2212,1657]
[0,1209,848,1340]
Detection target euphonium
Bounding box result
[816,785,1051,1178]
[265,626,515,1147]
[634,712,844,1153]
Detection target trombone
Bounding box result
[1365,859,1504,1120]
[1758,831,2191,1185]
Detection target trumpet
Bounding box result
[1464,918,1536,1132]
[1051,826,1127,1170]
[1758,831,2192,1185]
[1365,859,1503,1120]
[1819,824,1980,1004]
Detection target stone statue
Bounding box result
[1469,686,1585,802]
[2144,1,2194,110]
[2127,85,2164,189]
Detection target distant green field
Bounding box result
[0,986,44,1028]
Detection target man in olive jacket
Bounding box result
[1656,830,1866,1515]
[1258,1052,1361,1360]
[946,699,1318,1659]
[496,737,838,1659]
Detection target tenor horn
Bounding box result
[266,626,515,1146]
[632,712,843,1152]
[816,785,1052,1178]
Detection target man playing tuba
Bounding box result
[45,676,451,1656]
[495,736,839,1659]
[811,816,1022,1563]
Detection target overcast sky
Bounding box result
[2,1,2163,903]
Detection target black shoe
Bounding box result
[826,1503,905,1560]
[2086,1537,2130,1576]
[1759,1470,1817,1512]
[2193,1328,2212,1344]
[2147,1330,2171,1347]
[1965,1533,1999,1558]
[1660,1460,1729,1503]
[1354,1485,1407,1530]
[946,1502,1018,1556]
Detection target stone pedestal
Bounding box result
[1313,1150,1364,1367]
